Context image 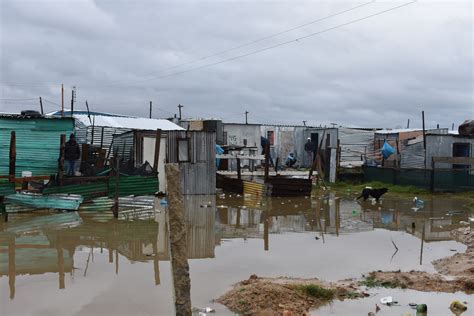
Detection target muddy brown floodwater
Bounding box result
[1,191,473,315]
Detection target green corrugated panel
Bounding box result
[0,178,15,196]
[42,175,158,199]
[0,117,74,177]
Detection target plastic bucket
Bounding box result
[21,171,32,178]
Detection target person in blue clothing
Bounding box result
[285,152,296,168]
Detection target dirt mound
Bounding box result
[433,226,474,278]
[451,226,473,248]
[362,270,474,293]
[216,274,365,315]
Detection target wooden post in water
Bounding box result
[58,134,66,185]
[8,235,15,299]
[153,240,161,285]
[9,131,16,183]
[153,129,162,172]
[419,222,425,265]
[165,163,192,316]
[57,233,65,289]
[113,156,120,218]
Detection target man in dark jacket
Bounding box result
[65,134,80,176]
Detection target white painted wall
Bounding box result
[143,136,167,193]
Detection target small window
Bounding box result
[177,138,190,162]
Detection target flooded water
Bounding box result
[1,191,473,315]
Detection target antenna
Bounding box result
[178,104,183,120]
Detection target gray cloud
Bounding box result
[1,0,472,129]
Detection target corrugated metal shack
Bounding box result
[364,131,474,192]
[113,130,167,193]
[0,114,74,178]
[374,128,448,167]
[261,125,338,168]
[166,131,216,195]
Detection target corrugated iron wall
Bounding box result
[339,128,375,163]
[0,117,74,177]
[167,131,216,195]
[112,131,134,161]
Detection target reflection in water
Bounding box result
[0,191,472,307]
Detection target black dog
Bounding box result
[357,187,388,201]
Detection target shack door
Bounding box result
[311,133,319,160]
[452,143,470,170]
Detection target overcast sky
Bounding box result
[0,0,472,128]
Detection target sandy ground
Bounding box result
[216,227,474,315]
[363,270,473,293]
[432,226,474,278]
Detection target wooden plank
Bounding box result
[153,129,162,172]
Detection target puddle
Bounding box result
[1,192,472,315]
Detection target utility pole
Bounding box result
[407,119,410,128]
[39,97,43,115]
[422,111,426,168]
[245,110,249,124]
[149,101,152,119]
[178,104,183,120]
[302,120,307,126]
[70,86,76,116]
[61,84,64,117]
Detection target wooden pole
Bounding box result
[430,157,435,192]
[153,129,162,172]
[59,134,66,185]
[39,97,44,115]
[61,84,64,117]
[113,156,120,218]
[419,222,425,265]
[165,163,192,316]
[264,143,270,181]
[70,89,74,116]
[236,158,241,180]
[149,101,152,119]
[422,111,426,168]
[153,240,160,285]
[57,234,65,289]
[9,131,16,182]
[8,235,15,299]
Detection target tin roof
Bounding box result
[48,110,184,131]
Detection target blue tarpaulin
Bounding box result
[381,141,395,159]
[215,144,224,168]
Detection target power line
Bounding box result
[103,0,375,86]
[0,97,38,101]
[99,0,417,86]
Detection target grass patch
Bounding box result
[295,284,335,300]
[359,275,406,289]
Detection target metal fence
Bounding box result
[363,165,474,192]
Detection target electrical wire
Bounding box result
[97,0,417,86]
[104,0,375,86]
